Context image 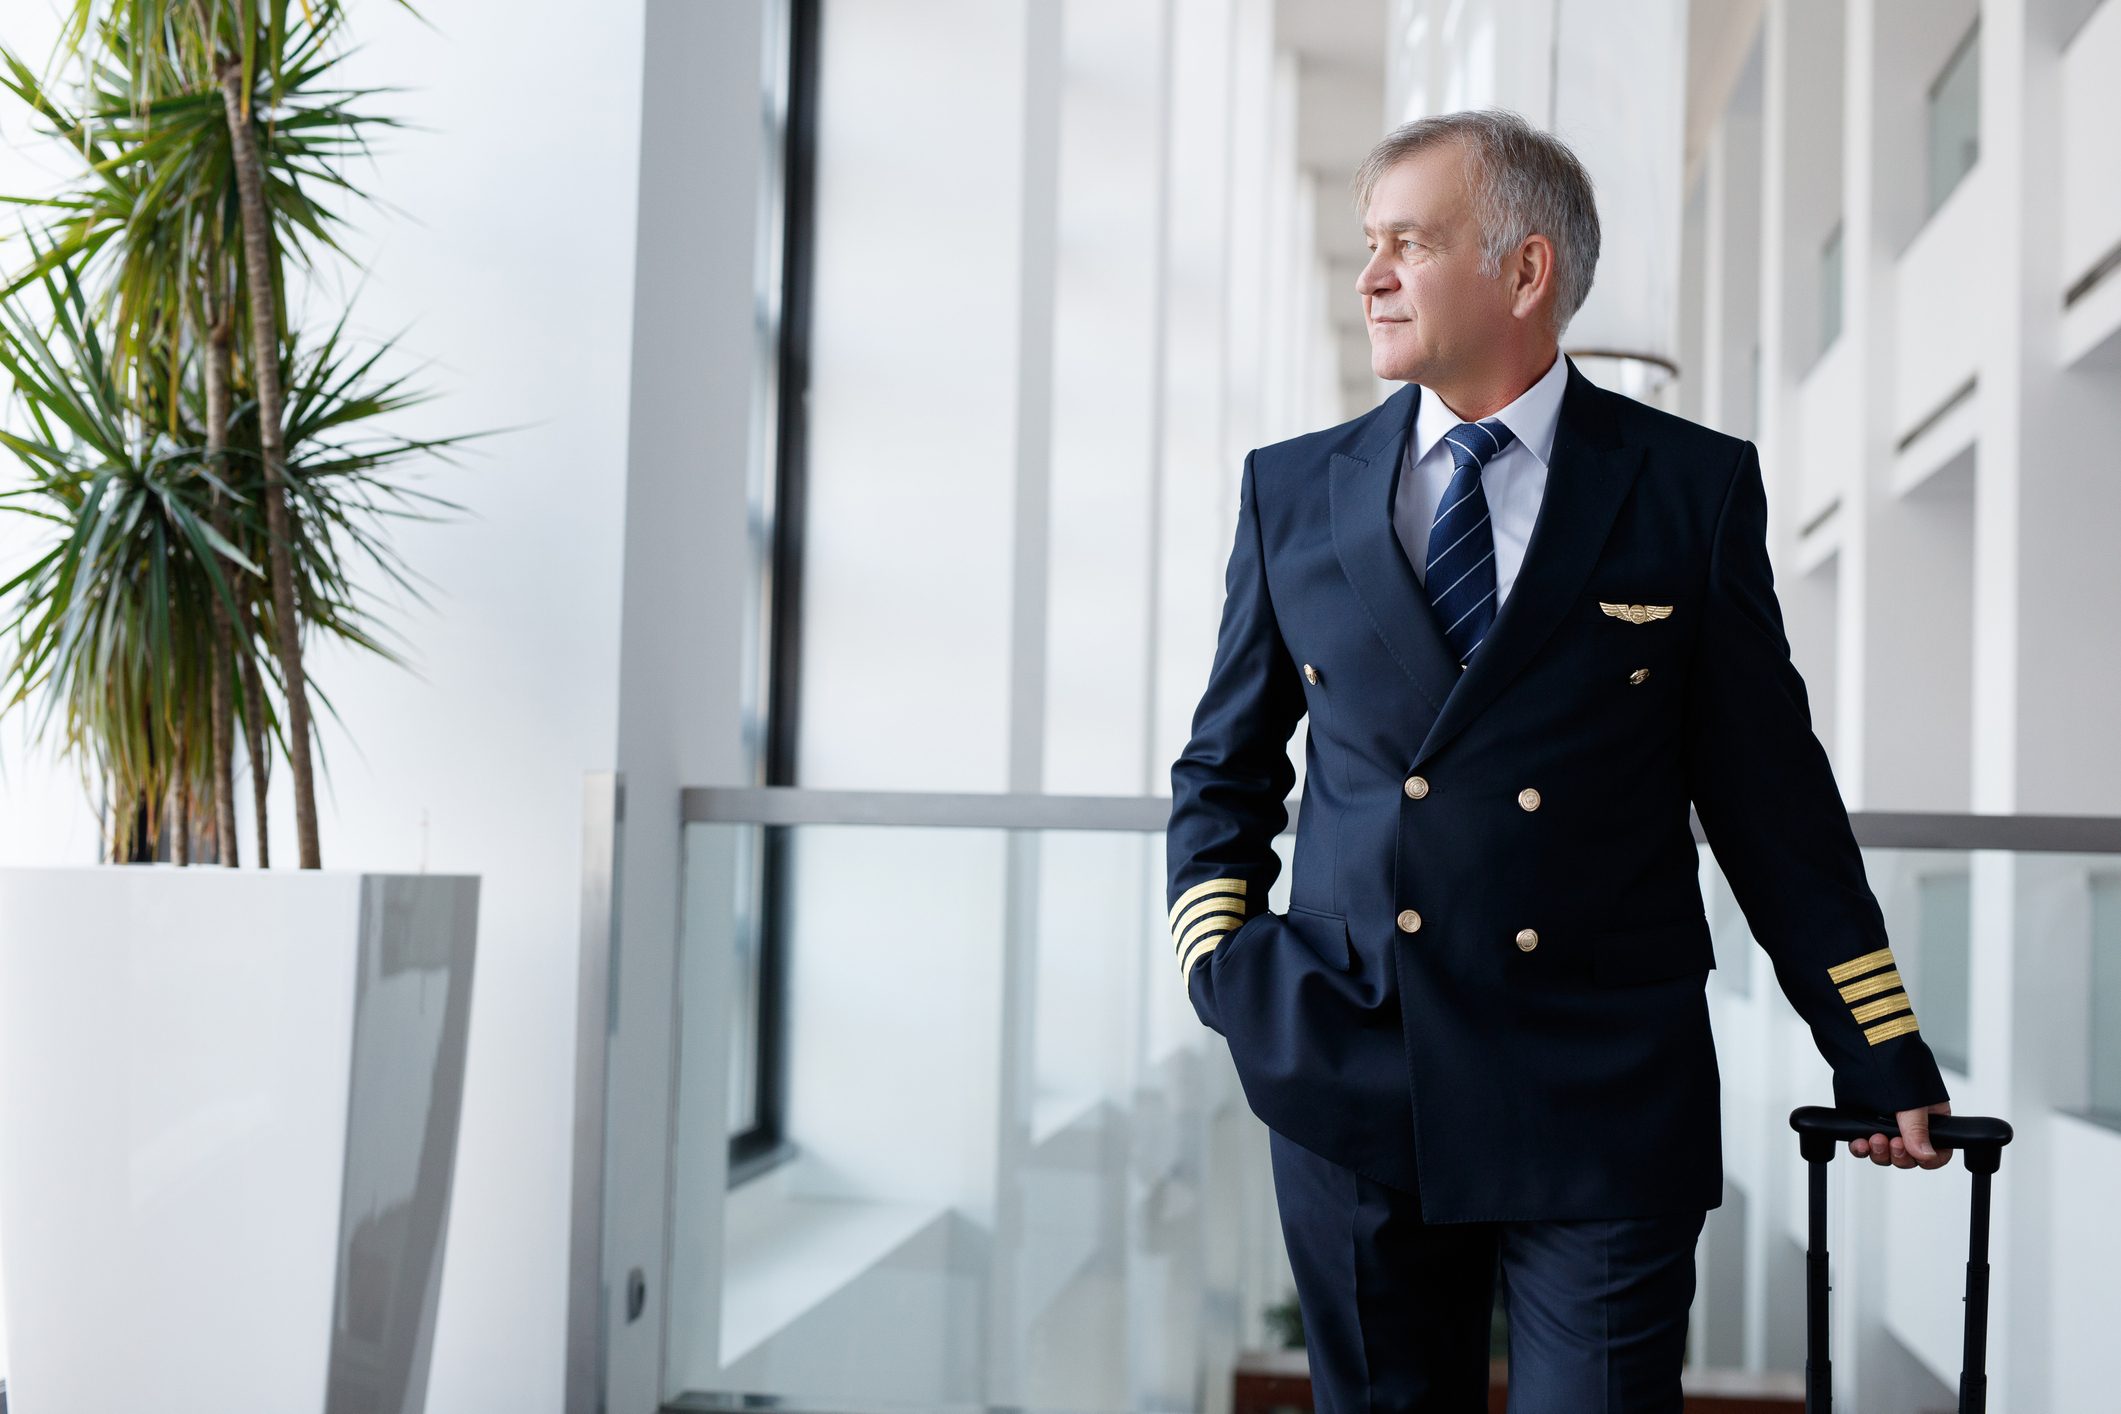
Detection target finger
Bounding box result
[1872,1131,1892,1166]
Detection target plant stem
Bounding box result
[204,291,240,865]
[216,52,318,868]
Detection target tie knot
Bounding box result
[1444,419,1515,473]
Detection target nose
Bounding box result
[1356,246,1394,299]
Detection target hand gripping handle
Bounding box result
[1789,1105,2013,1172]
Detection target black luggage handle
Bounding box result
[1787,1105,2013,1414]
[1789,1106,2014,1169]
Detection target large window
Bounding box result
[1926,21,1980,216]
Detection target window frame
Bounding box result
[728,0,821,1190]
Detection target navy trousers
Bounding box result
[1266,1128,1706,1413]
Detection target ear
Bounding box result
[1508,233,1557,323]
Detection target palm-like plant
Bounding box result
[23,0,412,867]
[1,0,480,866]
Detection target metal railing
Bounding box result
[679,785,2121,854]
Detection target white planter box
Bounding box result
[0,867,478,1414]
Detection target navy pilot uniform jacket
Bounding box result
[1165,355,1952,1223]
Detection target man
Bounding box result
[1164,109,1953,1410]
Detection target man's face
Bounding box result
[1356,141,1512,385]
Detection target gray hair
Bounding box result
[1351,109,1601,336]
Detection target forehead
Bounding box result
[1360,143,1470,234]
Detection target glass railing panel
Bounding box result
[668,819,1249,1414]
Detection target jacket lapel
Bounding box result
[1410,356,1646,766]
[1327,383,1463,718]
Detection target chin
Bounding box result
[1367,335,1422,384]
[1372,352,1422,384]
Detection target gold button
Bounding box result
[1515,928,1539,951]
[1397,909,1423,934]
[1404,775,1429,799]
[1303,663,1319,684]
[1629,667,1650,685]
[1517,787,1541,811]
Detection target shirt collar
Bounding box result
[1408,349,1568,470]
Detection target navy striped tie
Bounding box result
[1426,417,1514,666]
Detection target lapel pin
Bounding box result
[1600,602,1674,624]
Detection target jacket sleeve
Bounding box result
[1166,448,1307,1029]
[1684,441,1950,1116]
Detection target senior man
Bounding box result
[1166,109,1952,1410]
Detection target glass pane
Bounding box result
[1915,867,1972,1074]
[2092,874,2121,1121]
[1927,24,1980,215]
[685,823,764,1140]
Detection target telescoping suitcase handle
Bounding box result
[1788,1106,2014,1414]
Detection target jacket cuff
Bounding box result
[1831,1035,1952,1117]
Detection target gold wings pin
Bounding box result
[1600,602,1674,624]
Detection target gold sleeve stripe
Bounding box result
[1827,947,1897,984]
[1179,931,1223,979]
[1173,895,1247,938]
[1839,969,1905,1003]
[1170,876,1247,927]
[1174,913,1240,958]
[1850,991,1914,1024]
[1863,1014,1922,1045]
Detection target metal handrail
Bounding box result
[680,786,2121,854]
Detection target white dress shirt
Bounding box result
[1393,349,1568,613]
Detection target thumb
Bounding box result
[1902,1108,1935,1160]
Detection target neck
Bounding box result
[1426,343,1559,422]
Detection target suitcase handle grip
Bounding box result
[1790,1104,2013,1171]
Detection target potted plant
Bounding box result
[0,5,487,1408]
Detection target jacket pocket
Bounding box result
[1283,905,1354,972]
[1590,912,1716,986]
